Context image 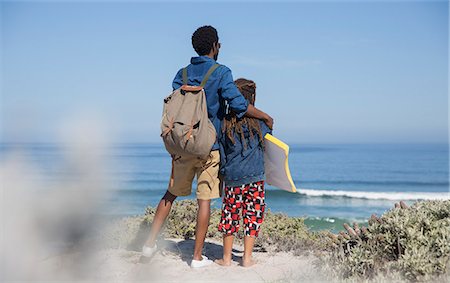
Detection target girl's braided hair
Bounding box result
[223,78,264,149]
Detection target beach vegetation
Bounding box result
[320,200,450,282]
[139,199,450,281]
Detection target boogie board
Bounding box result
[264,134,297,192]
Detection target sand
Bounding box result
[42,237,324,282]
[9,214,329,282]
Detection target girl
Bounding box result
[216,78,272,267]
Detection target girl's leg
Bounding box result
[242,181,265,267]
[243,236,256,267]
[216,185,243,266]
[215,234,234,266]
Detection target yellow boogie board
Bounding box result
[264,134,297,192]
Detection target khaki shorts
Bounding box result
[168,150,221,200]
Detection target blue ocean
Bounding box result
[1,143,448,231]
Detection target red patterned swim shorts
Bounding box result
[218,181,265,237]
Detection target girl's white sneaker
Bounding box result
[142,244,157,258]
[191,255,213,268]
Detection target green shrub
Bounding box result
[142,200,324,254]
[320,200,450,281]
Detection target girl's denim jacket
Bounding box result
[219,120,272,187]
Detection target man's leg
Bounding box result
[193,151,220,262]
[193,199,210,260]
[145,155,194,248]
[144,190,177,247]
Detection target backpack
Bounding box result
[160,64,219,159]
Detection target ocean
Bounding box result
[1,143,449,231]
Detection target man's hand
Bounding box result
[245,104,274,129]
[262,114,274,130]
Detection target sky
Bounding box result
[1,0,449,144]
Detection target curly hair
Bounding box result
[191,26,219,56]
[223,78,264,149]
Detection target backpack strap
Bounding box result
[200,64,220,87]
[181,63,219,88]
[182,67,188,85]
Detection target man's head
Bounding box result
[192,25,220,60]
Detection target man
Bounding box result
[143,25,273,268]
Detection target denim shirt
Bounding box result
[172,56,249,151]
[219,120,272,187]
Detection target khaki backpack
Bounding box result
[160,64,219,159]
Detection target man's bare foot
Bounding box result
[242,257,256,267]
[215,258,232,266]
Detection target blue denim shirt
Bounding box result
[172,56,249,151]
[219,120,272,187]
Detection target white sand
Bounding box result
[44,238,325,282]
[27,216,330,282]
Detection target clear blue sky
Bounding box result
[1,1,448,144]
